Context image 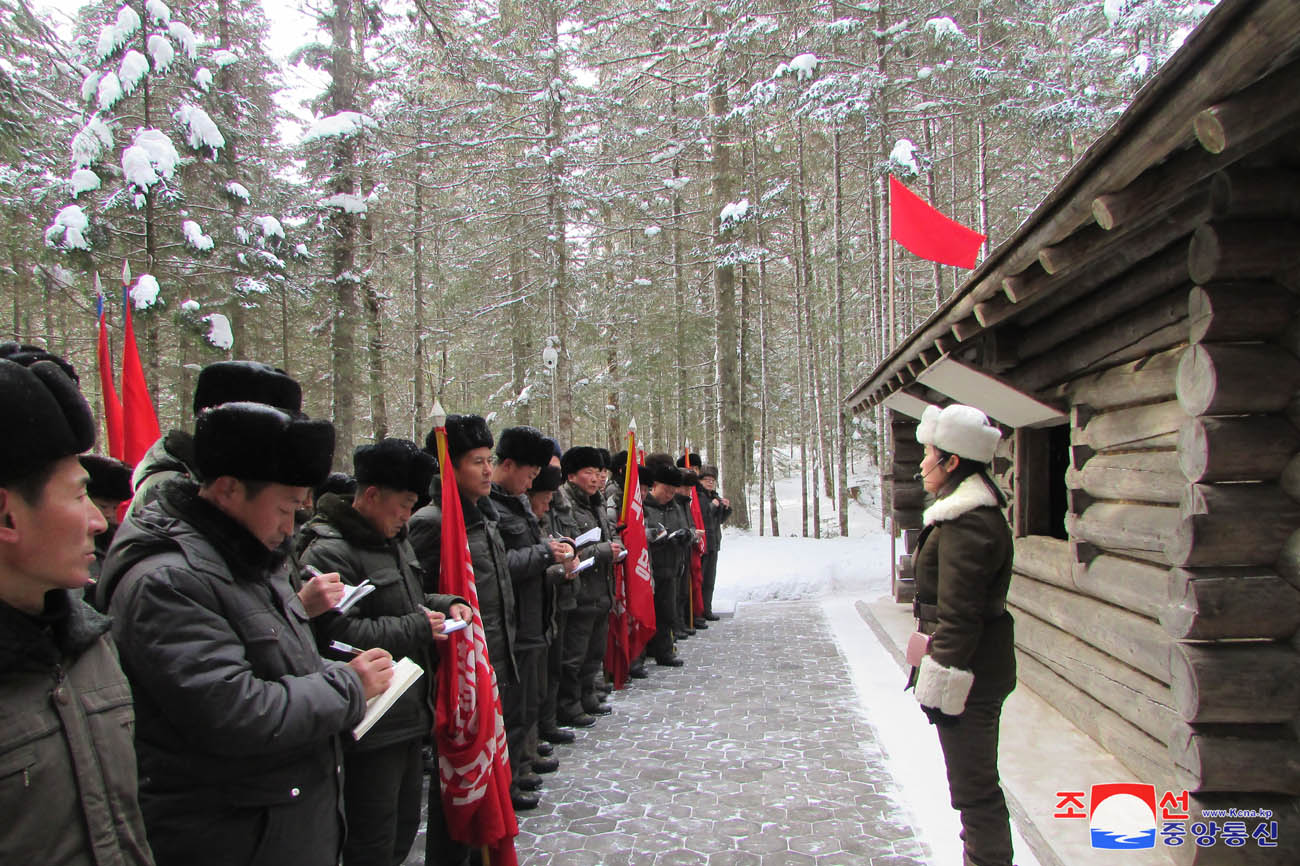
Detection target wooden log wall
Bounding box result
[999,137,1300,828]
[887,411,921,603]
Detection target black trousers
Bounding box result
[701,551,719,615]
[647,571,677,660]
[560,580,610,716]
[503,646,544,777]
[541,608,570,730]
[675,564,693,628]
[342,738,423,866]
[424,747,472,866]
[934,696,1014,866]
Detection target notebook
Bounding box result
[334,579,375,614]
[352,656,425,740]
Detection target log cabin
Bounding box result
[844,1,1300,862]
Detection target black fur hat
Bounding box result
[545,437,563,461]
[561,446,604,477]
[193,361,302,415]
[80,455,133,502]
[315,472,356,501]
[699,465,719,480]
[0,342,79,383]
[636,464,656,487]
[644,451,674,470]
[194,402,334,487]
[676,452,702,469]
[652,463,685,487]
[429,414,493,462]
[497,426,553,468]
[0,357,95,484]
[681,469,700,487]
[596,448,612,469]
[354,438,437,495]
[529,464,563,493]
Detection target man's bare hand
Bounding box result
[424,607,448,641]
[449,603,473,623]
[610,541,625,559]
[298,571,344,618]
[548,540,572,563]
[348,648,394,699]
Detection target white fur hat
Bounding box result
[915,404,942,446]
[931,404,1001,463]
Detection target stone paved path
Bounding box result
[413,600,927,865]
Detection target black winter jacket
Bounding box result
[489,484,554,650]
[699,487,732,554]
[295,494,465,750]
[549,482,617,606]
[408,490,518,683]
[99,481,366,825]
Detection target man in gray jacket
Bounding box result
[297,438,471,866]
[100,401,394,866]
[550,447,623,726]
[0,350,154,866]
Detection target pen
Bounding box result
[304,564,324,578]
[329,640,364,656]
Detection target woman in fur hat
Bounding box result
[909,404,1017,866]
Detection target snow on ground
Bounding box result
[712,530,891,608]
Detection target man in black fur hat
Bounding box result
[407,415,530,819]
[297,439,471,866]
[99,402,395,866]
[0,352,154,865]
[642,460,688,666]
[549,446,623,726]
[696,464,732,621]
[489,426,572,797]
[81,453,134,584]
[129,360,302,516]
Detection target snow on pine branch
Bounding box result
[174,105,224,155]
[168,22,197,60]
[719,198,750,227]
[890,138,920,176]
[319,193,367,214]
[95,6,141,63]
[182,219,214,250]
[194,68,212,91]
[775,53,819,81]
[148,34,175,73]
[145,0,171,25]
[69,169,100,197]
[252,215,285,240]
[301,111,376,144]
[121,129,180,190]
[925,17,964,42]
[72,119,113,169]
[131,274,161,310]
[204,313,233,350]
[225,181,250,203]
[118,50,148,94]
[44,205,90,250]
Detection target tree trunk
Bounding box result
[327,0,360,465]
[709,8,747,528]
[833,127,849,537]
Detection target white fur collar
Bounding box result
[922,474,998,526]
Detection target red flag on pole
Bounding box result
[95,290,124,461]
[687,485,707,617]
[120,275,160,467]
[605,560,630,690]
[889,174,986,269]
[621,432,655,660]
[430,407,519,866]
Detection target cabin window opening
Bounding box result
[1015,424,1070,540]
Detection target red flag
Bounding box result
[604,561,629,691]
[96,293,124,461]
[889,174,986,269]
[121,288,160,467]
[688,485,707,617]
[431,420,519,866]
[621,432,655,659]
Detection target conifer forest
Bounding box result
[1,0,1216,532]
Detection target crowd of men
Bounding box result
[0,349,730,866]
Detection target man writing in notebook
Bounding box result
[99,401,394,866]
[297,438,471,866]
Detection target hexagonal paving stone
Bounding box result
[788,834,844,856]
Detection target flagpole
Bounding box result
[886,178,895,356]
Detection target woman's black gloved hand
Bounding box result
[922,705,961,728]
